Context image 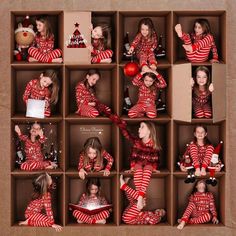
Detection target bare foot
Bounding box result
[96,219,106,224]
[137,195,144,210]
[175,24,183,38]
[195,168,201,176]
[177,221,185,230]
[52,58,63,63]
[19,219,29,226]
[77,220,83,224]
[120,175,125,187]
[28,57,38,62]
[201,167,206,176]
[177,218,182,224]
[100,58,112,63]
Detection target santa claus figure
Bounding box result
[206,141,224,186]
[178,143,195,184]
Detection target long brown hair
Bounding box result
[31,172,51,200]
[81,137,103,167]
[83,69,101,95]
[193,66,211,92]
[191,179,209,194]
[192,18,211,37]
[193,125,211,145]
[141,121,162,151]
[137,17,156,40]
[142,72,157,92]
[85,178,102,197]
[39,69,59,104]
[93,22,111,49]
[36,15,53,39]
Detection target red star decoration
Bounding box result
[74,22,79,27]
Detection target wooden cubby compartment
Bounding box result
[118,66,171,118]
[118,11,172,65]
[11,11,64,64]
[11,174,63,226]
[173,121,226,173]
[11,120,64,172]
[173,11,226,64]
[11,65,63,119]
[65,174,118,225]
[120,175,171,225]
[119,120,171,172]
[92,11,117,64]
[173,175,225,226]
[65,65,118,118]
[65,120,118,172]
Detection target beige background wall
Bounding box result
[0,0,235,235]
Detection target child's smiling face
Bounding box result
[140,24,150,37]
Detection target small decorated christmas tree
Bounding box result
[66,22,87,48]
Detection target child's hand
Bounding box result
[128,46,134,54]
[209,83,214,92]
[212,217,219,224]
[152,169,160,173]
[90,23,93,31]
[180,164,187,172]
[79,169,87,180]
[88,102,96,107]
[86,44,94,52]
[210,59,219,63]
[15,125,21,136]
[182,44,193,53]
[37,128,44,137]
[101,169,110,176]
[51,162,58,169]
[175,24,183,37]
[52,224,63,232]
[191,77,195,87]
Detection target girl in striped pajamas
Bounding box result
[105,113,162,210]
[128,71,167,118]
[175,18,219,63]
[14,123,57,171]
[78,137,114,179]
[75,69,111,117]
[191,66,214,119]
[120,175,166,224]
[189,125,214,176]
[28,15,62,63]
[177,179,219,230]
[86,23,113,64]
[19,172,62,232]
[73,178,110,224]
[128,18,158,72]
[23,70,60,117]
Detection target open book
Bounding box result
[69,203,112,215]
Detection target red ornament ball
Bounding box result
[124,62,139,77]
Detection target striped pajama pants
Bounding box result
[20,161,48,171]
[25,212,54,227]
[181,34,209,63]
[137,51,157,68]
[181,202,212,224]
[28,47,62,63]
[133,163,153,196]
[121,183,162,224]
[73,209,110,224]
[128,102,157,118]
[91,50,113,63]
[76,104,111,118]
[192,102,212,118]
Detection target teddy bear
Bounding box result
[14,15,35,61]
